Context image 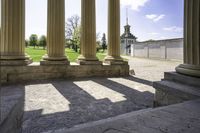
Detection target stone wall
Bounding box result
[0,63,129,84]
[131,38,183,61]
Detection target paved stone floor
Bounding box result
[1,77,155,133]
[1,57,183,133]
[61,99,200,133]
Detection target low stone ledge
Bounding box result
[0,63,129,84]
[164,72,200,87]
[0,59,33,66]
[153,81,200,106]
[77,60,103,65]
[40,60,70,65]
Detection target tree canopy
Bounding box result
[101,33,107,52]
[29,34,38,49]
[65,15,81,52]
[39,35,47,49]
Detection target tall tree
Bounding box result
[39,35,47,50]
[65,15,103,53]
[72,26,81,52]
[65,15,81,52]
[25,40,29,47]
[66,15,80,39]
[29,34,38,49]
[101,33,107,52]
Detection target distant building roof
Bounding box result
[136,38,183,43]
[120,19,137,40]
[121,31,137,40]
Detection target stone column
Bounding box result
[104,0,125,65]
[0,0,32,66]
[176,0,200,77]
[77,0,101,65]
[41,0,69,65]
[0,0,1,48]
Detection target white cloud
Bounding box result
[146,14,157,19]
[149,32,159,35]
[163,26,183,32]
[154,15,165,22]
[121,0,150,11]
[146,14,165,22]
[160,36,168,39]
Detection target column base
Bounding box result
[104,56,128,65]
[40,55,69,65]
[77,60,102,65]
[0,59,32,66]
[0,55,32,66]
[176,64,200,77]
[77,55,102,65]
[40,60,69,65]
[153,72,200,107]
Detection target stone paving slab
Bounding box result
[21,78,154,133]
[0,85,24,124]
[0,85,25,132]
[0,76,155,133]
[46,99,200,133]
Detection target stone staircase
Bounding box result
[153,72,200,106]
[40,99,200,133]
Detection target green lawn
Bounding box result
[25,47,107,62]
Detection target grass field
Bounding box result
[25,47,107,62]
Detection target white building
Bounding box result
[120,19,137,55]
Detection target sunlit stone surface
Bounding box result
[108,78,155,93]
[24,84,71,115]
[74,80,127,103]
[0,77,154,133]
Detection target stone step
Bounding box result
[154,80,200,98]
[41,99,200,133]
[164,72,200,87]
[153,80,200,106]
[41,108,154,133]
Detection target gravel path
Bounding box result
[126,57,182,81]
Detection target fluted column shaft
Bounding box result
[176,0,200,77]
[0,0,30,62]
[78,0,99,63]
[104,0,123,63]
[42,0,68,64]
[0,0,1,47]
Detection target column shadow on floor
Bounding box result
[124,76,153,86]
[3,77,154,133]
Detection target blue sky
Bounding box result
[25,0,184,41]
